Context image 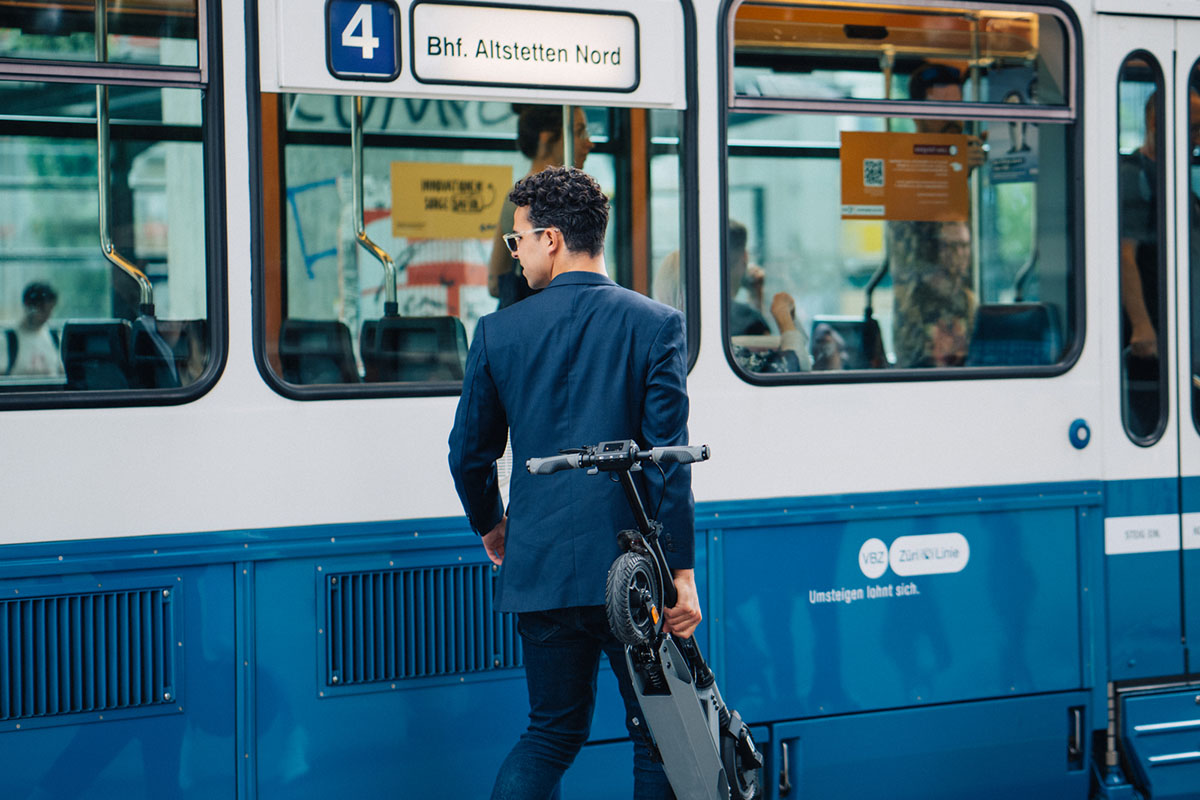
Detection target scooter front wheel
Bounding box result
[605,551,660,646]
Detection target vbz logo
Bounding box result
[858,538,888,579]
[327,0,401,81]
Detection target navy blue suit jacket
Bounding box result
[448,271,693,613]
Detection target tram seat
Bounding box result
[62,320,132,390]
[279,319,360,384]
[810,315,878,370]
[129,315,181,389]
[155,319,208,386]
[966,303,1061,367]
[360,316,468,382]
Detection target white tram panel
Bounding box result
[260,0,686,109]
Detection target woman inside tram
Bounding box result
[487,104,594,308]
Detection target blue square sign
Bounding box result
[326,0,401,81]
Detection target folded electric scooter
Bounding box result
[528,440,762,800]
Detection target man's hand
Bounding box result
[770,292,797,333]
[482,516,507,566]
[663,569,702,639]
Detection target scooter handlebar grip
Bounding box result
[650,445,710,464]
[526,454,582,475]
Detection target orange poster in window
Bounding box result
[839,131,969,221]
[392,162,513,239]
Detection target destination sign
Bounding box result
[411,2,639,92]
[262,0,681,108]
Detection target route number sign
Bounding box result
[326,0,401,81]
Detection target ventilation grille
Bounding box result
[326,565,520,686]
[1,588,175,722]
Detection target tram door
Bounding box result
[1097,14,1200,680]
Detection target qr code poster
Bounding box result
[863,158,885,188]
[839,131,969,221]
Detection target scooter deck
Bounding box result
[625,636,736,800]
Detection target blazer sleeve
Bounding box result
[640,310,694,570]
[448,317,508,536]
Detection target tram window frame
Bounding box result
[1116,54,1168,446]
[719,0,1085,385]
[246,2,700,401]
[0,0,227,409]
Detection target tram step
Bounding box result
[1121,687,1200,799]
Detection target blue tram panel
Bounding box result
[326,0,402,81]
[718,497,1086,722]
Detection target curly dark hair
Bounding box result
[508,167,609,257]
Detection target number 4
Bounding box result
[342,4,380,60]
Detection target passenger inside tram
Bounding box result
[5,282,63,378]
[811,322,849,371]
[889,63,982,369]
[1119,93,1162,367]
[487,104,593,309]
[728,219,811,373]
[651,250,685,313]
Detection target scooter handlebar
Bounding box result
[526,454,583,474]
[527,444,710,474]
[649,445,710,464]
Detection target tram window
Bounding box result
[1117,56,1167,443]
[0,8,218,402]
[1188,63,1200,435]
[733,2,1070,107]
[258,94,690,395]
[0,0,199,67]
[725,0,1078,380]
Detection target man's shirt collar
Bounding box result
[545,271,615,288]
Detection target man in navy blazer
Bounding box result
[449,166,700,799]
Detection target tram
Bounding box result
[1,0,1199,796]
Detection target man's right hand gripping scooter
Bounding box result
[528,441,763,799]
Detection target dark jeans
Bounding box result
[490,606,674,800]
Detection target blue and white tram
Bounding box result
[2,0,1200,796]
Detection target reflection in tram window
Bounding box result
[725,0,1077,378]
[260,94,688,391]
[0,81,213,394]
[1117,56,1167,443]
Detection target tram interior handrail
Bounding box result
[96,0,154,316]
[352,96,399,318]
[1014,246,1039,302]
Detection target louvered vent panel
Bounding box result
[0,588,175,722]
[326,565,520,686]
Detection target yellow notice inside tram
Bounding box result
[391,162,513,239]
[840,131,969,221]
